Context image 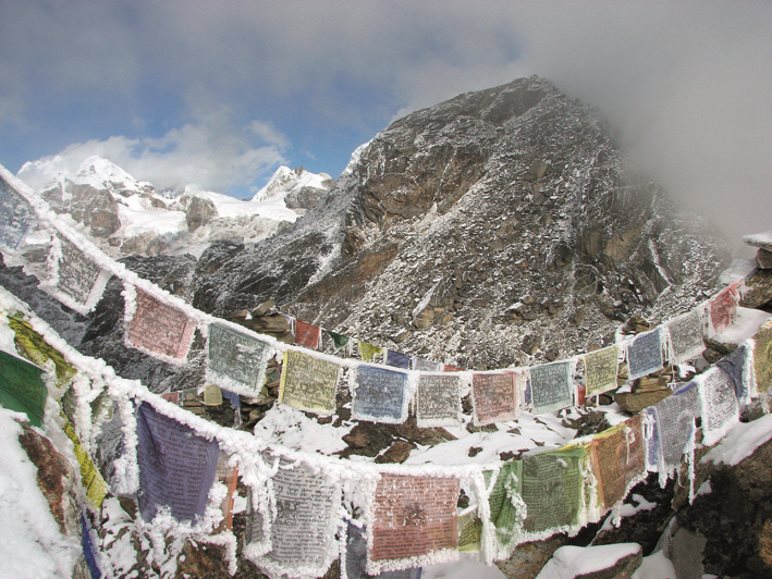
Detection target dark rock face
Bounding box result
[42,183,121,237]
[192,76,730,369]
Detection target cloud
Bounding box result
[18,111,287,193]
[3,1,771,244]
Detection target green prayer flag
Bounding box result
[519,447,586,533]
[457,512,482,552]
[487,464,525,547]
[9,314,76,387]
[326,330,349,351]
[0,349,47,427]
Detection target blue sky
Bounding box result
[0,1,770,242]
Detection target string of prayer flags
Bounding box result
[589,416,645,509]
[62,416,109,510]
[515,447,586,533]
[487,464,526,550]
[248,459,340,577]
[43,235,111,315]
[471,371,518,425]
[206,322,272,396]
[696,367,740,446]
[293,318,321,350]
[278,349,341,416]
[708,280,742,336]
[358,341,384,363]
[651,382,700,476]
[666,309,706,364]
[8,314,77,387]
[135,403,220,523]
[717,344,752,403]
[583,345,619,397]
[352,365,409,423]
[626,328,664,381]
[0,349,47,427]
[413,357,442,372]
[0,175,34,252]
[386,349,411,369]
[369,473,459,571]
[125,286,197,364]
[415,372,463,428]
[752,320,771,394]
[529,360,575,415]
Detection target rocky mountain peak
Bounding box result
[192,75,731,369]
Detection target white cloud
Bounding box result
[18,112,287,193]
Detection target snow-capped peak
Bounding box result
[72,155,150,193]
[251,165,331,202]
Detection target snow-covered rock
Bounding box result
[15,157,331,258]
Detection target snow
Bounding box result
[250,165,331,202]
[710,306,771,345]
[632,549,677,579]
[701,413,772,467]
[743,229,772,249]
[0,408,80,578]
[252,405,353,455]
[423,557,506,578]
[535,543,641,578]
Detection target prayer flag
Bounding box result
[0,175,34,252]
[43,235,110,315]
[8,314,77,387]
[471,371,518,425]
[369,473,458,568]
[583,345,619,397]
[358,341,384,363]
[697,367,739,446]
[717,344,751,403]
[206,322,271,395]
[709,281,741,336]
[652,383,700,475]
[752,320,772,394]
[294,319,321,350]
[386,349,411,369]
[415,372,462,428]
[529,361,574,414]
[0,349,47,427]
[125,286,197,364]
[627,328,664,380]
[589,416,645,509]
[135,403,220,522]
[352,365,409,423]
[666,310,705,364]
[62,417,108,510]
[413,357,442,372]
[278,350,341,416]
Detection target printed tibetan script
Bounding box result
[487,463,524,548]
[590,416,645,509]
[666,310,705,364]
[0,349,47,428]
[698,368,739,445]
[583,345,619,397]
[206,322,271,394]
[709,282,740,335]
[370,473,458,563]
[529,361,574,414]
[278,350,341,416]
[136,403,220,522]
[717,344,750,402]
[126,287,197,362]
[652,383,699,471]
[516,447,585,533]
[294,319,321,350]
[416,373,462,427]
[352,365,408,423]
[472,372,517,425]
[257,460,339,574]
[47,236,110,314]
[753,320,772,394]
[0,176,33,251]
[627,328,664,380]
